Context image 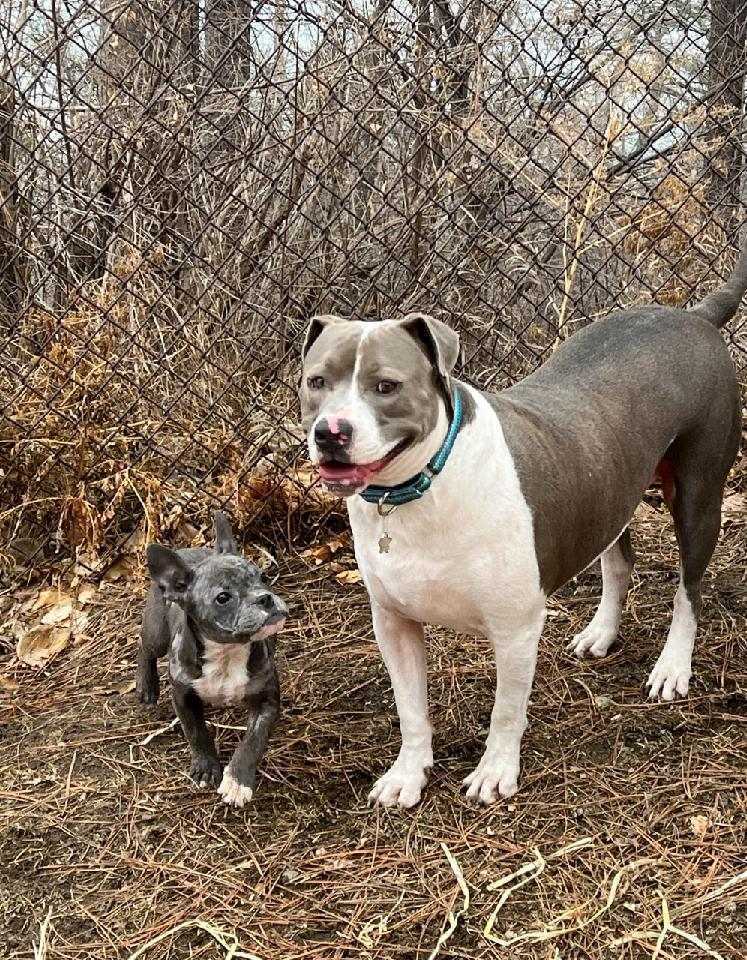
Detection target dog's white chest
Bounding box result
[348,390,543,634]
[193,640,250,706]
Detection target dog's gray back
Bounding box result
[484,307,740,592]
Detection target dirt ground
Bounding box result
[1,477,745,960]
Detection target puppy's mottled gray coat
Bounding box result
[136,513,287,807]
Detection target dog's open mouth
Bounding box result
[317,438,411,492]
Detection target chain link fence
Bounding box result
[1,0,745,573]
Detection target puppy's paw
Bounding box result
[136,664,160,704]
[463,747,520,805]
[567,619,618,659]
[368,759,429,809]
[218,769,254,808]
[190,755,222,788]
[646,648,692,701]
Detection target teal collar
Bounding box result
[359,387,464,507]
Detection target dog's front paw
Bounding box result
[218,769,254,808]
[368,757,430,809]
[567,619,618,659]
[463,744,520,805]
[190,754,222,788]
[646,647,692,701]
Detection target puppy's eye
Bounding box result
[307,375,325,390]
[215,591,232,605]
[376,379,400,396]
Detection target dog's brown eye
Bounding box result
[307,375,325,390]
[376,380,400,395]
[215,591,231,605]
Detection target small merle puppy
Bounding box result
[136,512,287,807]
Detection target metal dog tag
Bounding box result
[376,495,397,554]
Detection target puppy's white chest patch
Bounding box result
[193,640,250,706]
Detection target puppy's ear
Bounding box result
[399,312,460,405]
[214,511,238,555]
[146,544,193,602]
[302,314,349,359]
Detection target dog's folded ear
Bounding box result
[302,314,349,359]
[214,511,238,555]
[146,544,193,602]
[399,312,460,405]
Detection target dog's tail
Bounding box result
[690,236,747,329]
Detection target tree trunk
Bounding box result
[706,0,747,228]
[205,0,252,86]
[0,78,26,323]
[96,0,199,277]
[98,0,199,99]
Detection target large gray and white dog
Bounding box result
[300,248,746,808]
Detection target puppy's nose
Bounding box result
[255,592,276,612]
[314,416,353,451]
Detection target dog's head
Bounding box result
[146,512,288,644]
[299,313,460,496]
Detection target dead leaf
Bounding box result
[102,558,135,582]
[62,496,98,549]
[40,598,73,625]
[16,627,71,666]
[0,676,20,693]
[123,525,148,553]
[301,538,348,566]
[301,545,328,564]
[74,555,101,578]
[336,569,363,585]
[70,610,89,637]
[116,680,137,695]
[34,588,65,609]
[78,583,97,605]
[689,814,711,839]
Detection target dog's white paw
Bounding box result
[567,619,618,659]
[368,759,429,809]
[646,648,692,701]
[217,769,254,808]
[463,745,520,805]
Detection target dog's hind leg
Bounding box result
[136,583,170,704]
[646,479,724,701]
[647,409,739,701]
[568,529,634,659]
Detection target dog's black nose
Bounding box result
[314,416,353,451]
[255,592,276,612]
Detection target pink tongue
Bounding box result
[318,461,383,485]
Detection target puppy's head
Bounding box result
[299,313,459,496]
[146,513,287,644]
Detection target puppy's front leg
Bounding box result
[368,602,432,809]
[171,684,222,787]
[464,605,546,805]
[218,667,280,808]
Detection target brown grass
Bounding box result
[3,202,745,579]
[1,458,745,960]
